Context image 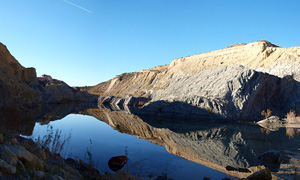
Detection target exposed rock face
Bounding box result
[99,66,300,120]
[0,43,38,107]
[87,40,300,120]
[88,40,300,96]
[36,74,98,104]
[99,95,149,108]
[0,43,98,109]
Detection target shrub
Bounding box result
[286,128,296,139]
[261,109,272,119]
[285,110,300,124]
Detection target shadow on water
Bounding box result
[0,102,98,136]
[2,103,300,178]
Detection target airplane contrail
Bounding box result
[63,0,93,13]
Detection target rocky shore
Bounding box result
[0,133,102,180]
[0,132,167,180]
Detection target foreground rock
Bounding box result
[246,168,272,180]
[0,135,101,180]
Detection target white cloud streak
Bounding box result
[63,0,93,13]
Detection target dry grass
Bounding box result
[286,128,300,139]
[261,109,272,119]
[260,128,271,135]
[33,125,71,156]
[285,110,300,124]
[286,128,296,139]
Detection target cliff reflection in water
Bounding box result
[4,103,300,178]
[85,106,300,172]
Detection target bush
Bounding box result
[261,109,272,119]
[285,110,300,124]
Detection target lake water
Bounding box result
[17,104,300,180]
[29,113,235,180]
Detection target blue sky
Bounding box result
[0,0,300,86]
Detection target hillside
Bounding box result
[89,40,300,120]
[88,40,300,97]
[0,43,97,111]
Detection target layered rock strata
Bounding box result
[99,66,300,120]
[87,40,300,120]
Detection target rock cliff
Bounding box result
[0,43,97,110]
[88,41,300,120]
[88,40,300,96]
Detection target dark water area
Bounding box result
[2,103,300,179]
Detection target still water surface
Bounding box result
[24,105,300,180]
[30,113,235,180]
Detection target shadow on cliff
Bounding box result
[134,100,231,128]
[238,74,300,120]
[134,74,300,124]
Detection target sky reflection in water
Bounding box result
[31,114,234,180]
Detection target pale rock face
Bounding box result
[89,40,300,97]
[91,40,300,120]
[147,65,300,119]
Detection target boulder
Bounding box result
[256,116,285,130]
[53,175,64,180]
[44,174,57,180]
[247,168,272,180]
[58,166,84,180]
[8,145,44,168]
[0,159,16,175]
[0,145,18,166]
[17,160,26,172]
[99,96,115,105]
[0,134,3,144]
[124,95,149,107]
[31,170,45,180]
[258,150,282,164]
